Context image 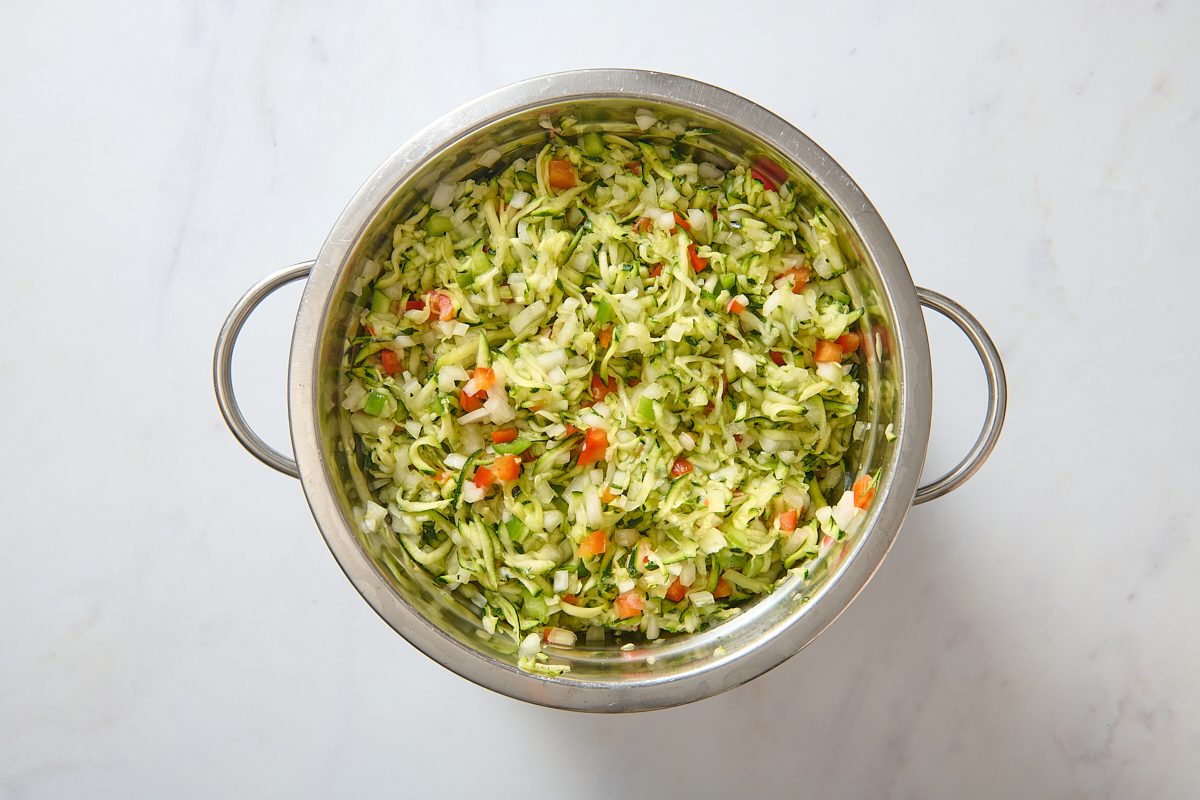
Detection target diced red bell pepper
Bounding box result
[577,427,608,467]
[547,159,576,190]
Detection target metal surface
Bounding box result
[912,287,1008,504]
[215,69,1005,711]
[213,262,312,477]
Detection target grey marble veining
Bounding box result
[1,1,1196,797]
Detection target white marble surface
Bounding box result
[2,1,1197,796]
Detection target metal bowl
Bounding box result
[214,70,1006,712]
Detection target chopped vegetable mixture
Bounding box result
[341,111,875,675]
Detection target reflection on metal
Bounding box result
[215,70,1005,711]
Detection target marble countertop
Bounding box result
[3,1,1196,796]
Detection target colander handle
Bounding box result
[912,287,1007,504]
[212,262,314,478]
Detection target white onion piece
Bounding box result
[462,482,487,504]
[509,190,530,209]
[579,411,605,429]
[585,490,602,527]
[782,485,808,510]
[444,453,467,470]
[459,407,491,424]
[518,633,541,659]
[614,528,640,547]
[536,348,567,371]
[832,490,861,530]
[635,109,657,130]
[698,162,723,181]
[484,393,515,424]
[546,627,576,647]
[430,182,454,209]
[817,362,847,383]
[731,349,756,375]
[476,148,501,168]
[553,570,569,593]
[440,364,468,383]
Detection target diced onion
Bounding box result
[553,570,569,593]
[832,490,861,530]
[579,411,605,429]
[585,490,602,527]
[484,393,515,424]
[430,182,454,209]
[476,148,502,168]
[518,633,541,658]
[509,190,530,209]
[462,482,487,503]
[546,627,577,647]
[459,407,491,424]
[731,349,756,375]
[444,453,467,470]
[536,348,567,371]
[635,109,657,130]
[614,528,639,547]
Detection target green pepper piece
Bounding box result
[493,439,532,455]
[363,389,389,417]
[637,396,655,422]
[596,298,613,326]
[506,516,529,543]
[425,214,452,236]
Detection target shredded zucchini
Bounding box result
[341,111,873,673]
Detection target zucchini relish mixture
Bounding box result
[342,112,877,674]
